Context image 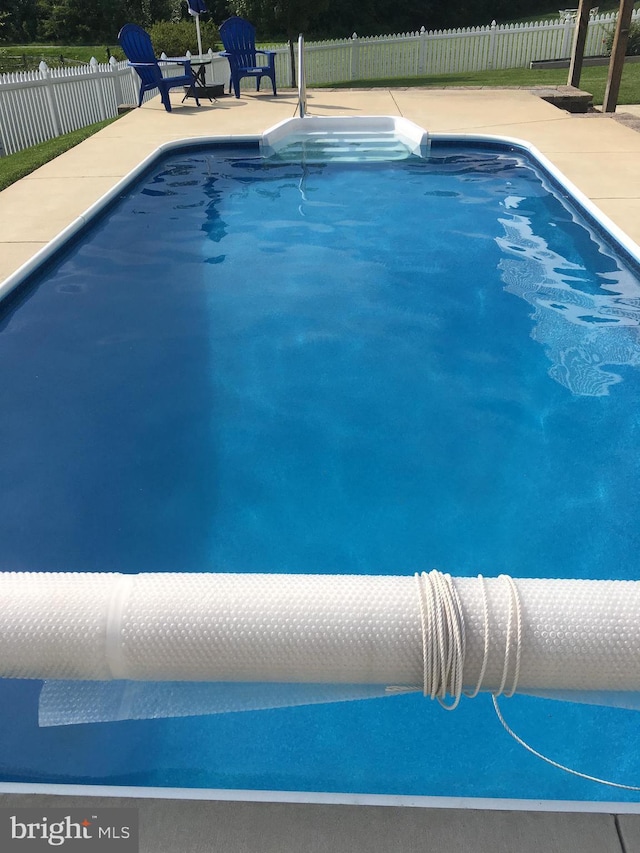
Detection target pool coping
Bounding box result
[1,781,640,814]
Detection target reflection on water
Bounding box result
[497,211,640,396]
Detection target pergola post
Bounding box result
[603,0,635,112]
[568,0,591,88]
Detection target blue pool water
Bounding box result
[1,141,640,801]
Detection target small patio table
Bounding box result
[165,55,215,104]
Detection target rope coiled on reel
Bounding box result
[409,570,640,792]
[412,570,522,708]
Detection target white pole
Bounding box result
[195,14,203,57]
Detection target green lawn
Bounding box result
[320,62,640,105]
[0,117,120,192]
[0,44,124,73]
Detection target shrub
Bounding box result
[148,19,219,56]
[604,21,640,56]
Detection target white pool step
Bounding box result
[261,116,430,162]
[272,131,414,162]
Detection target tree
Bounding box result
[1,0,175,45]
[0,0,585,47]
[2,0,40,42]
[310,0,559,38]
[0,10,10,41]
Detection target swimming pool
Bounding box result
[1,129,640,805]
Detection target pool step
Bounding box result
[272,131,414,162]
[261,116,430,162]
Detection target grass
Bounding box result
[319,62,640,105]
[0,44,124,73]
[0,117,120,192]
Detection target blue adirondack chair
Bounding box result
[118,24,199,112]
[219,16,277,99]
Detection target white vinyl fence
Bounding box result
[0,52,230,156]
[0,57,140,156]
[1,10,639,157]
[270,9,640,87]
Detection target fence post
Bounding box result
[90,57,108,120]
[282,44,291,88]
[109,55,124,107]
[417,26,428,74]
[350,32,359,81]
[484,19,497,70]
[561,15,575,57]
[39,61,62,138]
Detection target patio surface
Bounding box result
[1,87,640,850]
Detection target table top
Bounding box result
[164,55,212,66]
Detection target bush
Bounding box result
[604,21,640,56]
[148,20,219,56]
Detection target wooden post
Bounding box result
[568,0,591,87]
[603,0,635,113]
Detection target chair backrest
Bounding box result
[118,23,157,65]
[220,16,257,67]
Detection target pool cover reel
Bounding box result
[0,572,638,726]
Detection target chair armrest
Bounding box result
[219,51,232,58]
[256,49,276,70]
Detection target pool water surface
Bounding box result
[0,142,639,801]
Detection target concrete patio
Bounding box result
[1,788,640,853]
[1,86,640,851]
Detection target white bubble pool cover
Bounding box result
[0,571,639,729]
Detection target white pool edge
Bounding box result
[1,781,640,814]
